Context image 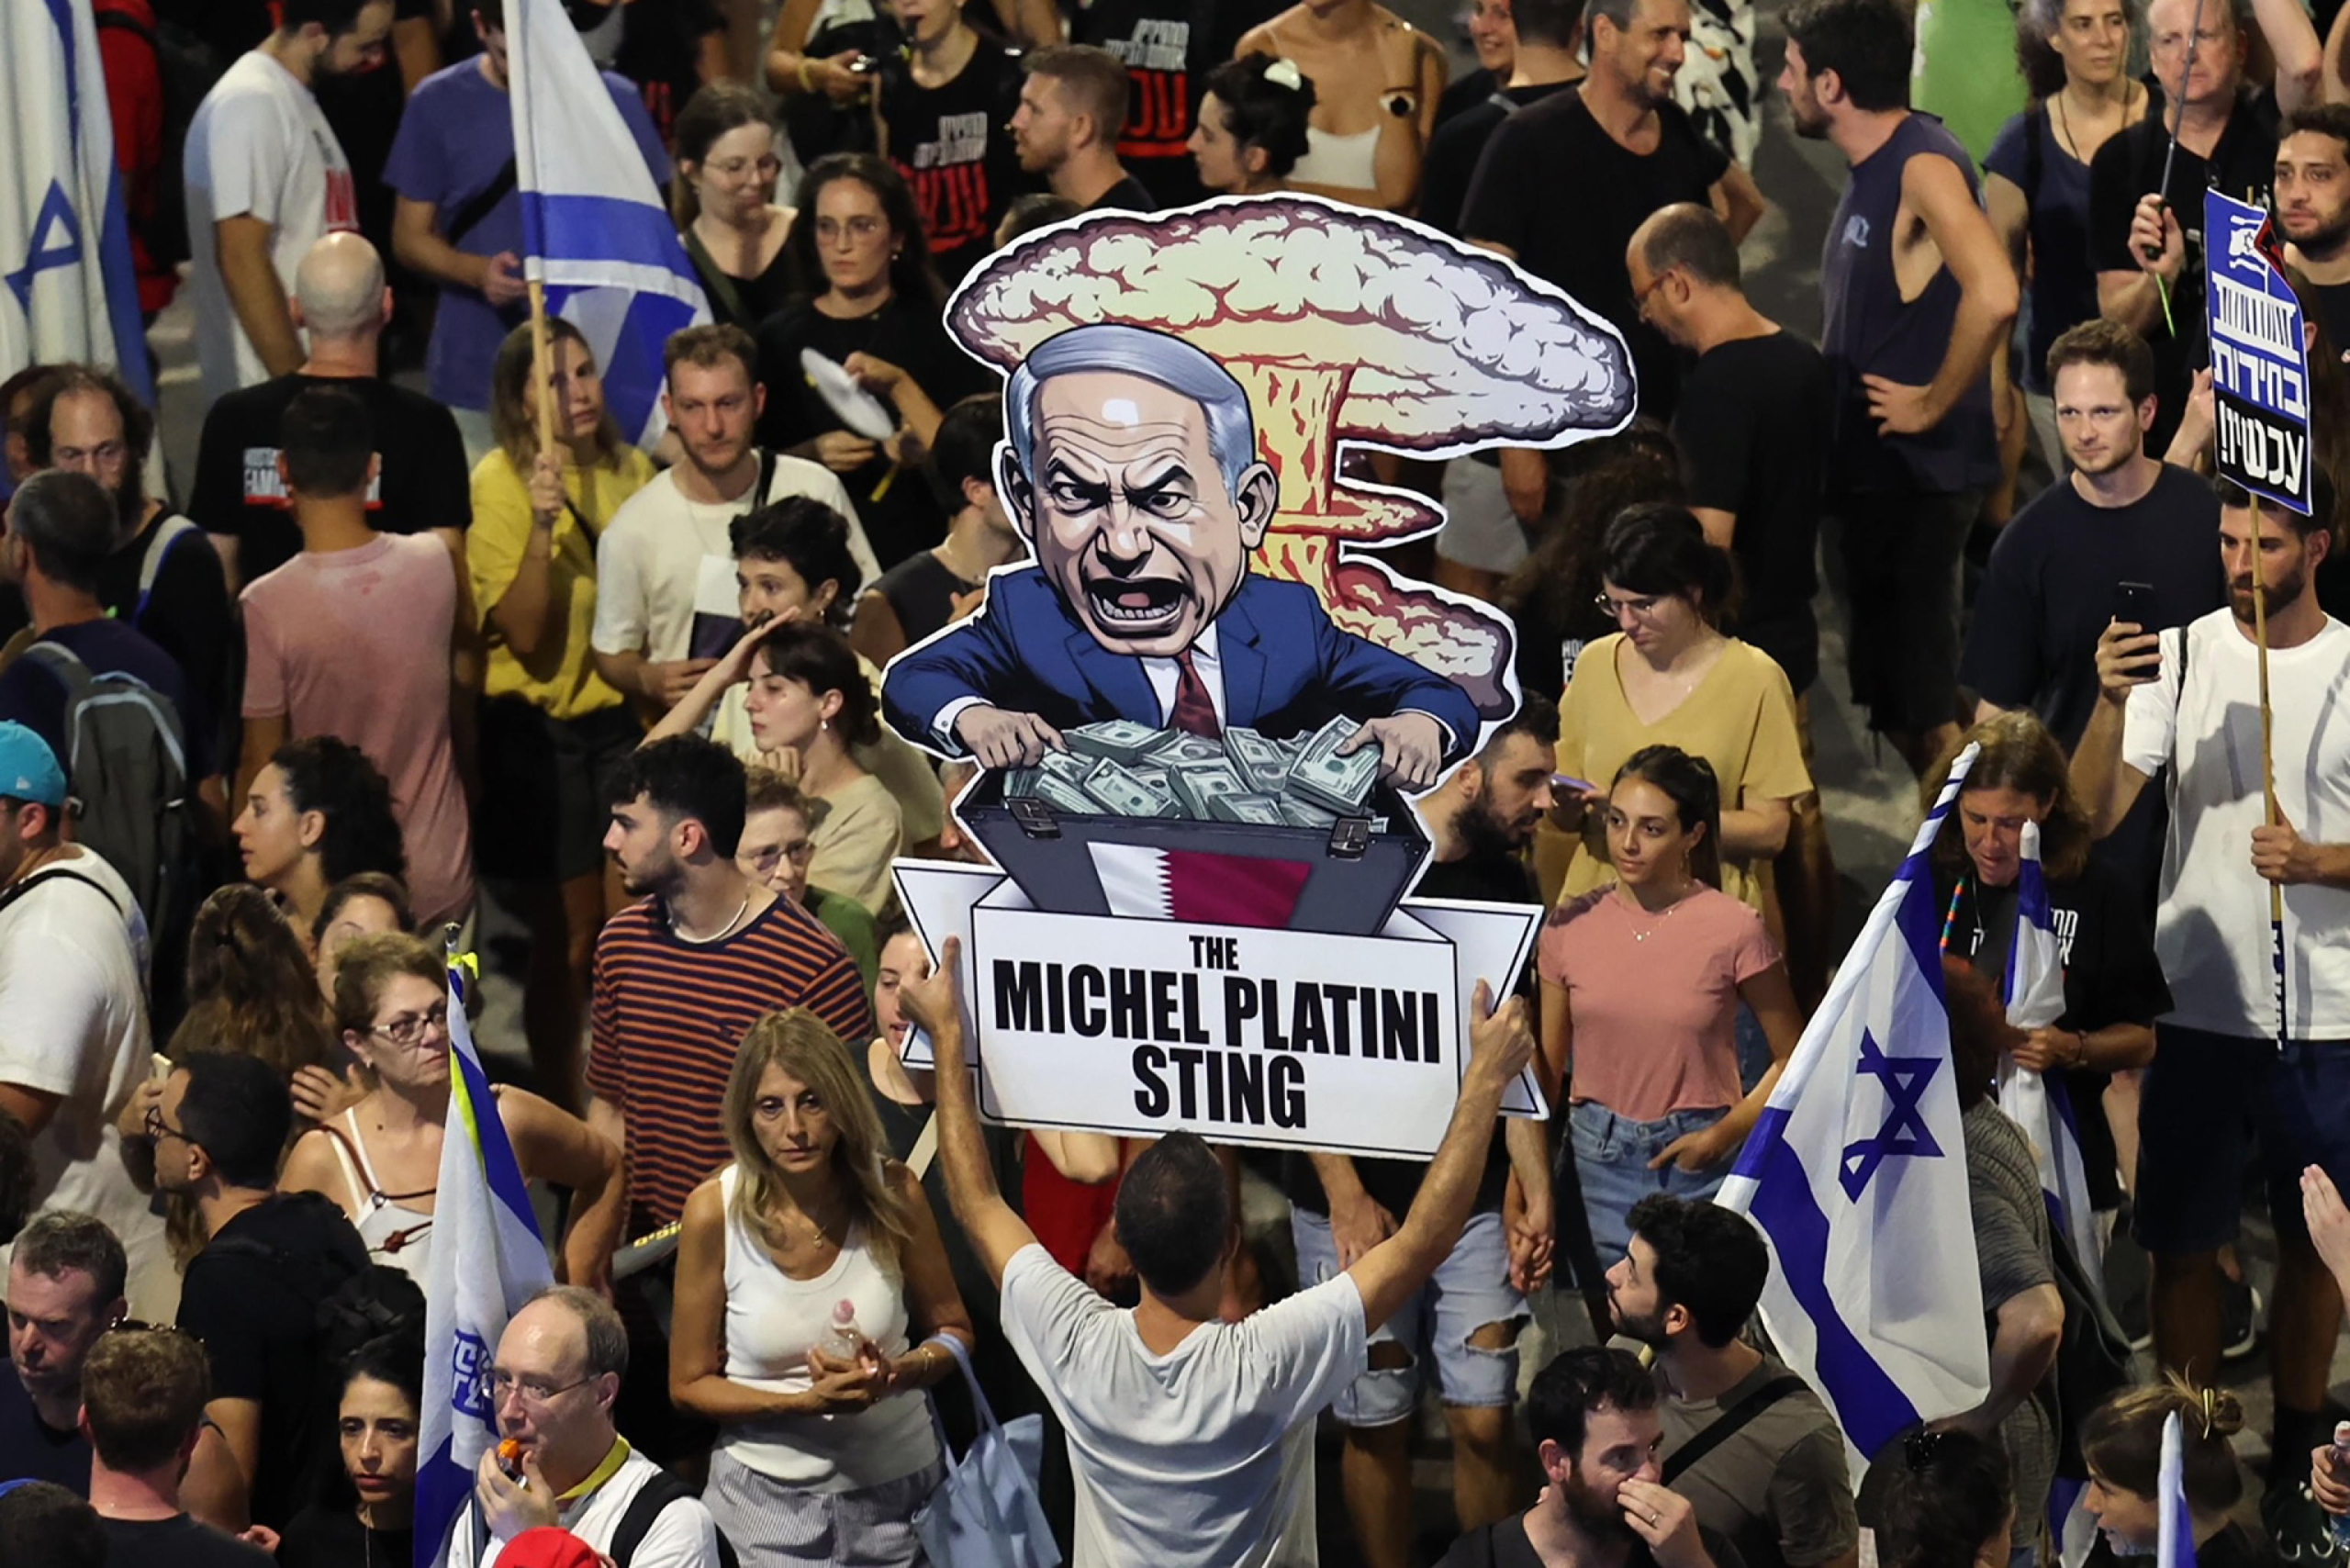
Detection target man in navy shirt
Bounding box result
[0,471,212,796]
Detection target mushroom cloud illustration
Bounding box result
[947,196,1637,720]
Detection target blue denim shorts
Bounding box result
[1291,1207,1525,1427]
[1567,1100,1732,1267]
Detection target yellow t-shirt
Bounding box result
[1554,634,1814,914]
[468,445,655,720]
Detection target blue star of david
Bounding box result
[1839,1028,1943,1199]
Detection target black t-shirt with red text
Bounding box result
[880,40,1026,286]
[1073,0,1255,209]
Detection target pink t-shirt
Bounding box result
[1536,885,1778,1123]
[241,534,474,925]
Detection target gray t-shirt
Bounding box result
[1658,1356,1858,1568]
[1963,1100,2059,1550]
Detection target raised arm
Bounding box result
[895,936,1039,1285]
[2256,0,2325,113]
[2070,621,2160,837]
[1347,982,1534,1331]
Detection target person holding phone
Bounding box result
[1960,320,2223,888]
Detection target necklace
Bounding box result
[669,892,752,944]
[1619,882,1695,941]
[2053,79,2136,162]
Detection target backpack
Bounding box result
[129,515,202,632]
[204,1198,425,1516]
[92,4,218,273]
[609,1468,739,1568]
[19,639,196,936]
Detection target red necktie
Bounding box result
[1170,649,1222,738]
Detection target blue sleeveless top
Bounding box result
[1820,112,2001,496]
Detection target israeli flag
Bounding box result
[507,0,708,445]
[2158,1412,2200,1568]
[1717,745,1989,1470]
[417,946,554,1568]
[1,0,154,401]
[1998,820,2106,1294]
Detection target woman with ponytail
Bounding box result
[1536,745,1804,1261]
[1873,1428,2015,1568]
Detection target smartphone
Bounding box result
[2112,581,2154,628]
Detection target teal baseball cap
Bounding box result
[0,722,67,809]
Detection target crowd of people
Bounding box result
[6,0,2350,1562]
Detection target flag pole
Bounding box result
[527,278,558,465]
[2144,0,2209,334]
[2250,493,2287,1048]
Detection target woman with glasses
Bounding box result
[1537,746,1802,1261]
[469,316,654,1108]
[278,935,625,1288]
[676,84,805,334]
[670,1008,973,1566]
[277,1335,425,1568]
[754,153,990,571]
[737,767,880,989]
[1551,504,1812,929]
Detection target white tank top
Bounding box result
[1291,124,1382,190]
[715,1163,939,1491]
[326,1109,437,1282]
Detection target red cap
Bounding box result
[498,1527,607,1568]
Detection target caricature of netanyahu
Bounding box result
[880,324,1481,789]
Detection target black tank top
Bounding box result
[879,39,1026,284]
[1818,112,1999,496]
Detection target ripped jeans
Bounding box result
[1291,1207,1524,1425]
[1568,1101,1733,1268]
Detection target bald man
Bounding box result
[187,233,471,590]
[451,1287,723,1568]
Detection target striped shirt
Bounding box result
[589,893,873,1229]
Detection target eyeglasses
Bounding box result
[814,215,886,243]
[143,1107,189,1146]
[747,840,816,870]
[370,1004,450,1047]
[705,155,782,180]
[1630,265,1679,313]
[487,1367,596,1408]
[1593,590,1671,620]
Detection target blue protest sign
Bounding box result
[2204,189,2313,516]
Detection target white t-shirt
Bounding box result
[450,1447,722,1568]
[183,50,358,405]
[998,1243,1368,1568]
[589,458,876,663]
[2121,609,2350,1037]
[0,849,173,1318]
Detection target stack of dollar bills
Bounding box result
[1001,717,1385,828]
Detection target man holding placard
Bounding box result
[2071,434,2350,1554]
[899,935,1536,1568]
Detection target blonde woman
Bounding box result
[468,318,654,1104]
[279,934,626,1288]
[670,1008,973,1565]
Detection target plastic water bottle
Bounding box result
[2329,1423,2350,1551]
[822,1299,865,1364]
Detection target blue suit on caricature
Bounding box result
[882,565,1482,762]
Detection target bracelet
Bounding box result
[2074,1031,2091,1069]
[797,57,814,92]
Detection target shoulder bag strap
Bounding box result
[0,866,125,921]
[1659,1373,1810,1486]
[445,157,520,251]
[684,225,755,330]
